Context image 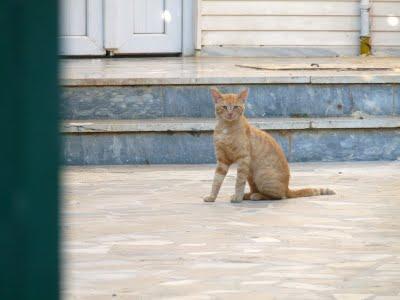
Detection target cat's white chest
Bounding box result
[216,128,230,140]
[215,129,234,146]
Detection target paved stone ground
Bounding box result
[63,162,400,300]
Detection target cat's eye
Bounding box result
[233,106,240,109]
[222,105,228,109]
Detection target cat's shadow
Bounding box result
[205,199,289,208]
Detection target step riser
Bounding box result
[62,84,400,120]
[63,128,400,165]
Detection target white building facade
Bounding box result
[60,0,400,56]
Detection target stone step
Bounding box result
[62,116,400,133]
[62,116,400,165]
[60,58,400,165]
[62,84,400,120]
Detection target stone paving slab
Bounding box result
[61,57,400,86]
[63,162,400,299]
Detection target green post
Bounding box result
[0,1,59,299]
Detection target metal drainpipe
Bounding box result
[360,0,372,55]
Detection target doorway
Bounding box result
[59,0,184,55]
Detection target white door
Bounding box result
[104,0,182,54]
[59,0,105,55]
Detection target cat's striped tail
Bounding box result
[287,188,335,198]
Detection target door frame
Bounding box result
[182,0,196,56]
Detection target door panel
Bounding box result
[133,0,165,34]
[60,0,86,36]
[59,0,105,55]
[105,0,182,54]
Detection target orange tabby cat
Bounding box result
[204,87,335,203]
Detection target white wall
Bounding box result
[372,0,400,56]
[198,0,400,56]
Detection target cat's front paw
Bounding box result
[230,194,243,203]
[203,195,216,202]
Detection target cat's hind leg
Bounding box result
[255,176,288,200]
[249,193,273,201]
[243,175,259,200]
[243,193,252,200]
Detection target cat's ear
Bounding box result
[210,87,223,104]
[238,88,249,102]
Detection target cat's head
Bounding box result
[210,87,249,122]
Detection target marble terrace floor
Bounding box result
[62,162,400,300]
[61,56,400,86]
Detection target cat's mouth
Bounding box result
[224,117,237,122]
[224,115,237,121]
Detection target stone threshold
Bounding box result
[62,75,400,86]
[61,57,400,86]
[62,116,400,133]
